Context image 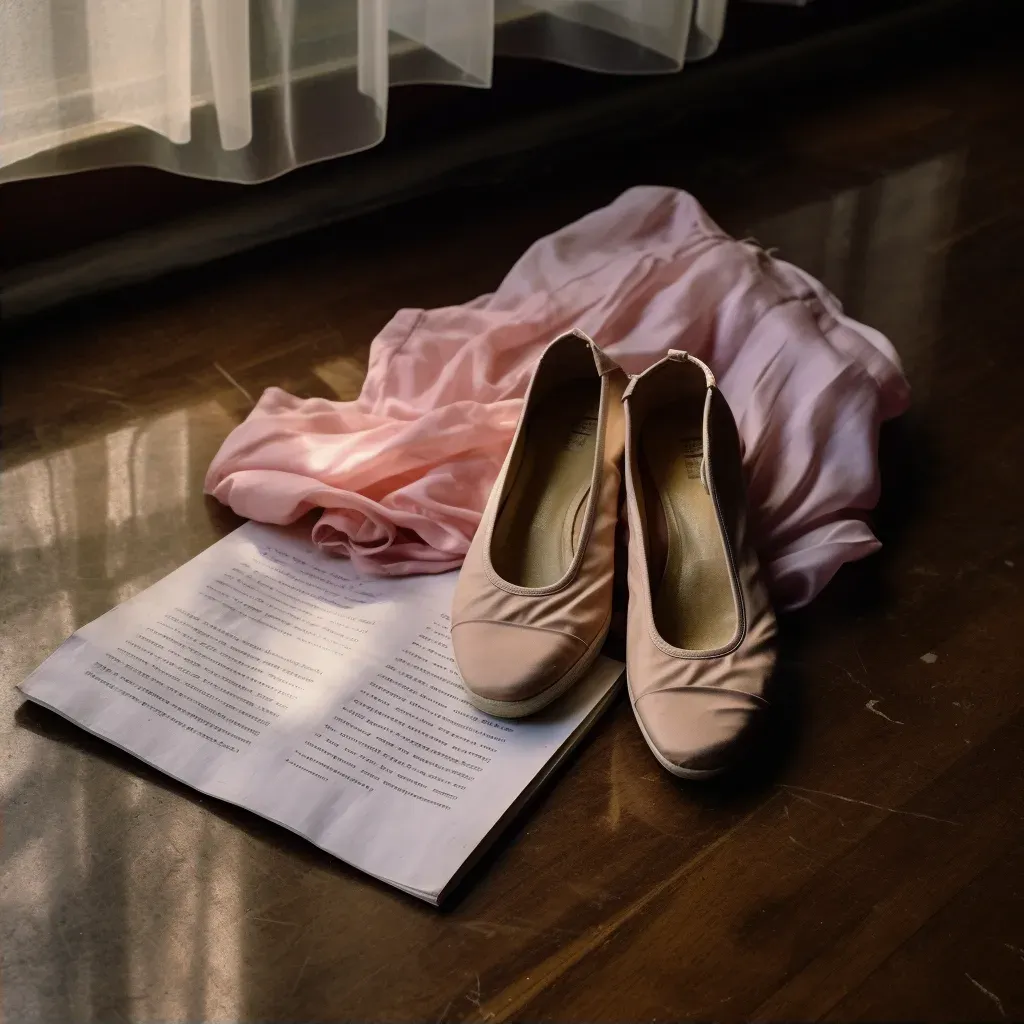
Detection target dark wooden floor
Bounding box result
[2,42,1024,1024]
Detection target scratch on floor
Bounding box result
[853,641,869,675]
[780,784,963,827]
[59,380,133,411]
[788,835,814,854]
[467,974,483,1008]
[60,380,124,398]
[865,699,904,725]
[461,920,531,940]
[787,791,825,810]
[213,361,256,406]
[291,954,311,996]
[828,660,873,695]
[965,973,1006,1017]
[1005,943,1024,962]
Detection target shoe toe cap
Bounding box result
[453,622,586,706]
[634,687,767,775]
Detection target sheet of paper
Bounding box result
[19,522,621,901]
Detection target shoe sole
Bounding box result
[626,677,725,780]
[463,618,611,720]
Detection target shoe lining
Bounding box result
[491,382,600,588]
[640,412,736,651]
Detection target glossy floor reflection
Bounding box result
[3,49,1024,1023]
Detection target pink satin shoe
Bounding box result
[451,330,627,718]
[622,350,777,776]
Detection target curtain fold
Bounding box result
[0,0,727,184]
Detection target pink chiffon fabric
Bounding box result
[205,187,910,609]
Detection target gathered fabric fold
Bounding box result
[206,187,910,609]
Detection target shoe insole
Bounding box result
[492,383,600,588]
[641,427,736,651]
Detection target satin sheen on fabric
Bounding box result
[205,187,910,610]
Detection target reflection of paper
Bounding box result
[19,522,622,903]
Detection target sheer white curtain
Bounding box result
[0,1,727,184]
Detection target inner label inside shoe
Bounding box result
[565,415,599,451]
[679,439,704,479]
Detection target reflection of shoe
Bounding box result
[452,330,627,718]
[623,350,777,776]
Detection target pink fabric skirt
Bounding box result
[205,187,910,610]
